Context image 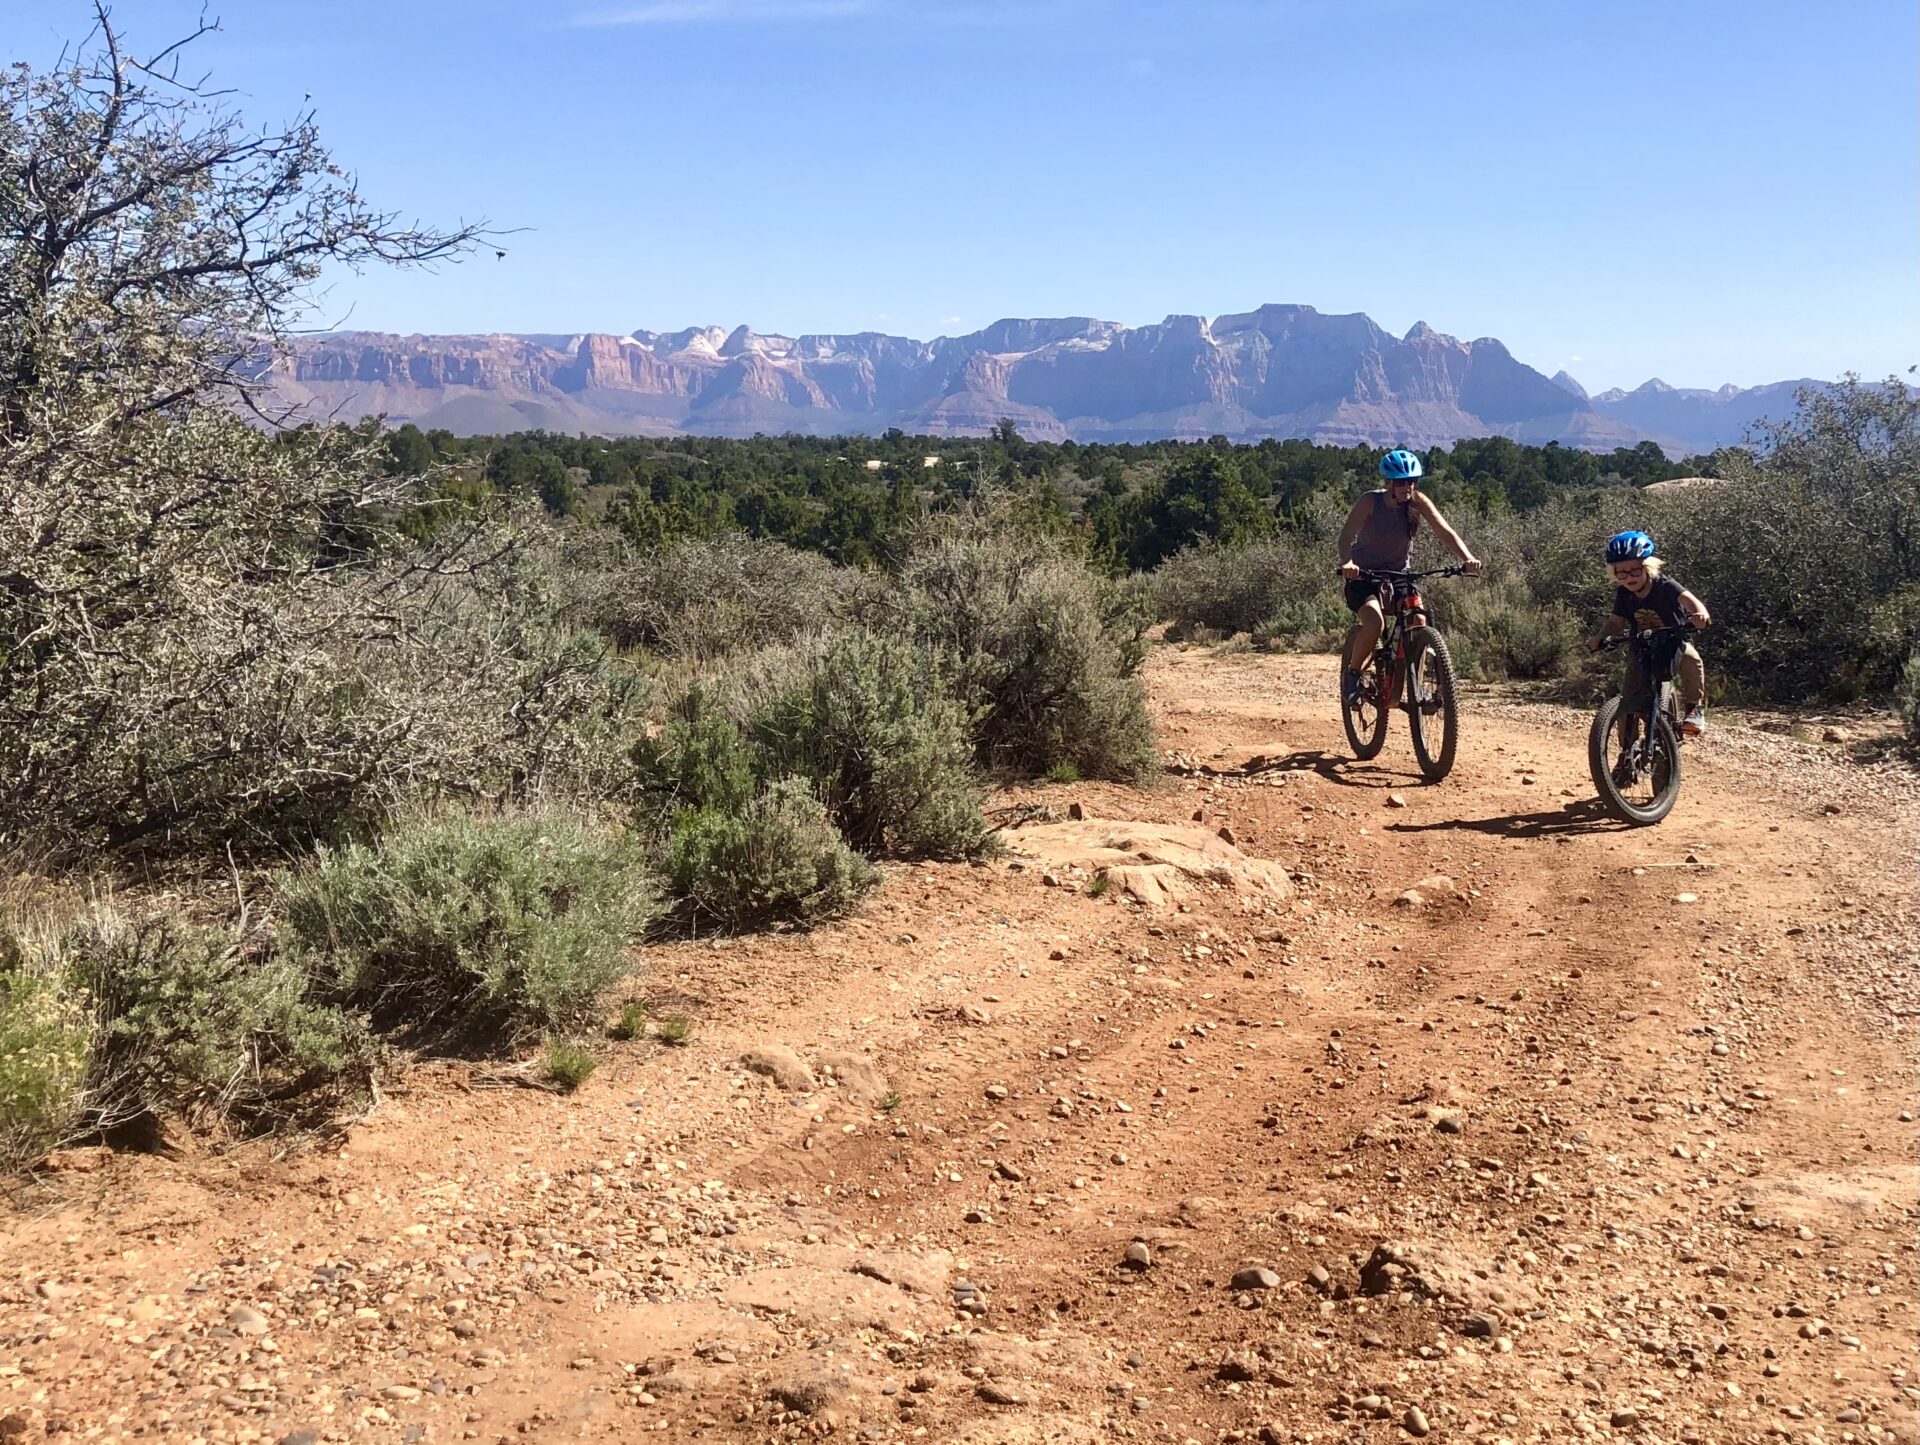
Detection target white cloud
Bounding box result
[573,0,870,24]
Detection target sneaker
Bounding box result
[1681,707,1706,737]
[1341,668,1363,706]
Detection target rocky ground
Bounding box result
[4,647,1916,1445]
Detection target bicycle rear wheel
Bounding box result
[1588,696,1682,825]
[1404,626,1460,782]
[1342,652,1388,760]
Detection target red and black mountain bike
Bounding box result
[1337,566,1470,782]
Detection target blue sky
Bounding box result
[9,0,1916,390]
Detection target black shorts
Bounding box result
[1344,579,1384,613]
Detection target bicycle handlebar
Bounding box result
[1334,564,1476,582]
[1598,623,1699,651]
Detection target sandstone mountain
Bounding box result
[266,304,1817,452]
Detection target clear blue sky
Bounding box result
[10,0,1916,390]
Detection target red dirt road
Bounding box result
[5,648,1917,1445]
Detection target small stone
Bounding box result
[964,1208,992,1225]
[1122,1242,1152,1271]
[984,1084,1010,1102]
[978,1381,1026,1406]
[1386,794,1408,808]
[1674,892,1698,904]
[1404,1405,1431,1437]
[1306,1264,1332,1292]
[994,1160,1025,1181]
[1433,1112,1465,1135]
[1461,1312,1500,1339]
[277,1433,322,1445]
[1610,1408,1639,1428]
[1067,801,1086,820]
[1229,1266,1281,1291]
[1217,825,1237,845]
[228,1305,270,1336]
[381,1385,422,1402]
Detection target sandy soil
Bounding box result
[4,646,1916,1445]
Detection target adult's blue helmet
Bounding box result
[1378,449,1424,482]
[1606,530,1657,564]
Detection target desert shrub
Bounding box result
[1441,574,1586,683]
[1899,651,1920,747]
[0,965,91,1170]
[55,907,363,1132]
[0,456,651,860]
[278,810,655,1049]
[631,687,760,832]
[1151,532,1334,636]
[747,632,987,858]
[544,1042,597,1091]
[658,777,876,928]
[1250,595,1351,652]
[886,515,1155,781]
[590,532,854,659]
[2,902,364,1160]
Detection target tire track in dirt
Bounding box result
[3,648,1914,1445]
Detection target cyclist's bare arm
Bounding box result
[1335,494,1371,578]
[1678,588,1711,629]
[1587,614,1630,653]
[1410,493,1482,572]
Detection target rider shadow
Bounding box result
[1242,749,1421,791]
[1384,798,1627,839]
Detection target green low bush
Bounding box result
[1440,574,1587,683]
[279,810,655,1049]
[747,632,987,858]
[887,517,1155,781]
[659,777,876,928]
[0,964,91,1170]
[61,908,363,1131]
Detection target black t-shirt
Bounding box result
[1612,574,1688,632]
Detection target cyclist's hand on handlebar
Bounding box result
[1586,635,1606,654]
[1338,561,1360,581]
[1460,558,1483,577]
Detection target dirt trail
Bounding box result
[6,649,1917,1445]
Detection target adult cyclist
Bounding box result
[1337,449,1482,704]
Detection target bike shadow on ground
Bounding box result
[1240,750,1421,790]
[1384,798,1630,839]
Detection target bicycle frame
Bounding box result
[1347,567,1458,709]
[1605,624,1692,751]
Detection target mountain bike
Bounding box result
[1337,565,1470,782]
[1587,623,1697,825]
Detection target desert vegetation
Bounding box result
[0,14,1154,1169]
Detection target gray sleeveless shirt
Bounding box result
[1350,489,1420,571]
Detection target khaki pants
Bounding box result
[1623,641,1705,715]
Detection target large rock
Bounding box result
[1004,819,1293,910]
[817,1050,891,1106]
[740,1046,816,1092]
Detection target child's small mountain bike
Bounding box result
[1338,565,1470,782]
[1588,623,1698,825]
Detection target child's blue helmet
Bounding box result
[1378,449,1424,482]
[1606,530,1656,564]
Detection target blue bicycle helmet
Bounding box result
[1378,448,1424,482]
[1606,530,1656,564]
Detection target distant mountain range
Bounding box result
[266,304,1827,455]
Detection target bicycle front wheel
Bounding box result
[1404,626,1460,782]
[1342,653,1389,760]
[1588,696,1682,825]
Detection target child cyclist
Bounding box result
[1586,531,1712,749]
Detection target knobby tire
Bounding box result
[1588,695,1683,825]
[1404,626,1459,782]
